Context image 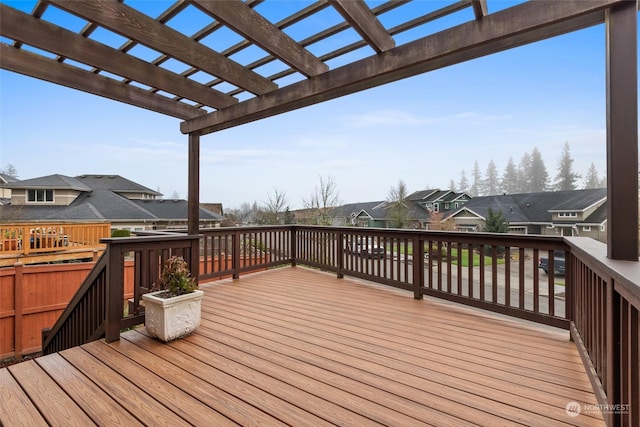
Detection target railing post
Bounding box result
[232,230,240,279]
[565,252,574,324]
[190,235,200,286]
[413,236,424,300]
[290,226,297,267]
[337,231,344,279]
[605,279,620,426]
[105,245,123,342]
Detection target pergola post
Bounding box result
[606,0,638,260]
[188,132,200,236]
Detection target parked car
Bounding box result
[539,250,566,275]
[346,237,385,259]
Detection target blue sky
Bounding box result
[0,1,620,210]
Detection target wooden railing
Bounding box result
[38,226,638,425]
[40,252,108,355]
[42,234,199,354]
[0,222,110,266]
[199,227,291,280]
[293,226,570,328]
[566,237,639,426]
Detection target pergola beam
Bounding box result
[182,0,620,135]
[470,0,488,19]
[0,4,237,110]
[190,0,328,78]
[328,0,395,53]
[1,45,204,120]
[46,0,277,95]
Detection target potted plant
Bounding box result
[142,255,204,342]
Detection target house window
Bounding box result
[600,225,606,232]
[455,203,459,209]
[434,203,439,213]
[583,226,591,232]
[27,189,54,203]
[558,212,577,218]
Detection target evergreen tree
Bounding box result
[530,147,549,192]
[283,206,295,224]
[583,163,602,189]
[458,170,469,194]
[517,152,532,193]
[501,157,519,194]
[483,207,509,233]
[554,142,581,191]
[470,161,482,197]
[482,159,499,196]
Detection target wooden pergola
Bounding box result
[1,0,637,259]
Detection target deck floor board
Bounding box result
[1,266,605,426]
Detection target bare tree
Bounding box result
[303,175,340,225]
[386,179,410,228]
[263,187,288,225]
[1,164,18,178]
[225,202,256,226]
[428,210,456,231]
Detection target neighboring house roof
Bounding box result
[0,174,221,223]
[1,174,92,192]
[76,174,162,196]
[548,188,607,212]
[582,202,608,225]
[200,203,224,216]
[452,188,608,225]
[132,199,222,221]
[0,173,19,184]
[330,201,387,221]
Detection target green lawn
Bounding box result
[392,243,506,267]
[441,248,506,267]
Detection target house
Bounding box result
[445,188,608,242]
[0,173,18,203]
[0,174,223,231]
[329,190,472,229]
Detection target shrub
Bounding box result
[111,229,131,238]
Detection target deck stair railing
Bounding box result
[41,233,199,354]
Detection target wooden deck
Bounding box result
[1,266,604,426]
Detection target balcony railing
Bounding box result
[0,222,110,266]
[40,225,638,426]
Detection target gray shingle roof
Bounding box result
[456,189,608,224]
[1,174,92,191]
[76,174,162,196]
[0,174,221,223]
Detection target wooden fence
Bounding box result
[1,254,268,360]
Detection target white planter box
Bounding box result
[142,289,204,342]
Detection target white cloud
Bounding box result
[344,109,441,128]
